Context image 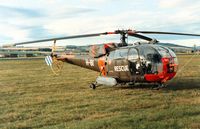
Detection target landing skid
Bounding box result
[151,83,166,90]
[127,82,167,90]
[89,82,166,90]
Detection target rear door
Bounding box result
[107,51,116,77]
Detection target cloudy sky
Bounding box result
[1,0,200,46]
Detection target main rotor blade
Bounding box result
[13,32,116,46]
[128,31,154,41]
[135,31,200,36]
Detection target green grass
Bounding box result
[0,54,200,129]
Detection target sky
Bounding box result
[1,0,200,47]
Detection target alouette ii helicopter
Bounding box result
[7,29,200,89]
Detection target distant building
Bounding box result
[0,46,54,58]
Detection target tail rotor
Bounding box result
[45,40,64,75]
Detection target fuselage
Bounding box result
[58,44,178,84]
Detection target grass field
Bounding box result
[0,54,200,129]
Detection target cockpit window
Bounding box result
[114,49,128,59]
[153,46,171,57]
[154,45,178,64]
[161,46,178,64]
[137,45,161,62]
[128,48,138,60]
[164,47,177,57]
[155,46,177,58]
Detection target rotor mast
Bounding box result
[115,30,128,46]
[121,32,128,46]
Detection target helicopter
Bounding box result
[6,29,200,89]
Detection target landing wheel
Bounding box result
[90,83,96,90]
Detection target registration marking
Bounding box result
[85,59,94,66]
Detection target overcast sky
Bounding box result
[1,0,200,46]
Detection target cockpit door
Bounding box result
[128,48,139,75]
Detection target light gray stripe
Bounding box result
[48,56,53,63]
[45,57,50,66]
[47,56,52,66]
[47,57,52,66]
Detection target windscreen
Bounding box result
[137,45,161,63]
[154,45,178,64]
